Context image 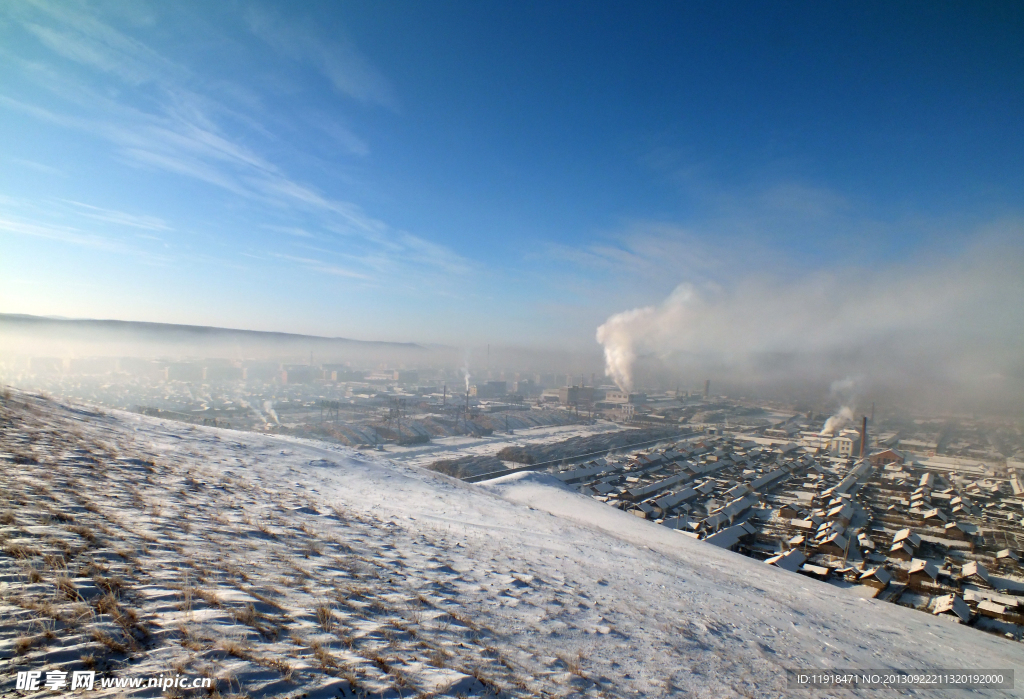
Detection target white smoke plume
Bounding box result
[462,361,471,393]
[595,236,1024,409]
[820,406,854,436]
[820,377,859,435]
[239,398,268,426]
[263,400,280,426]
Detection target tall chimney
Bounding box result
[704,379,710,399]
[860,416,867,459]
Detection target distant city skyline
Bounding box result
[1,1,1021,350]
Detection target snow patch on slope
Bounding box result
[2,390,1022,699]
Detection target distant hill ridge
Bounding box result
[0,313,424,350]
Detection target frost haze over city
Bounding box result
[1,2,1023,697]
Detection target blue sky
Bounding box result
[1,1,1021,348]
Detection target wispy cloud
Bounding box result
[0,213,170,264]
[244,7,398,110]
[545,220,742,291]
[0,2,468,289]
[261,224,316,239]
[8,157,66,176]
[18,0,185,85]
[272,253,371,280]
[58,199,171,231]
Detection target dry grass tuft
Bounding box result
[91,628,130,654]
[557,650,588,678]
[309,639,338,670]
[43,553,66,570]
[22,564,43,583]
[219,640,293,680]
[94,574,124,595]
[245,588,280,609]
[195,588,222,608]
[179,624,204,651]
[4,542,40,559]
[54,575,82,601]
[314,599,335,633]
[255,520,277,538]
[68,524,97,544]
[14,635,36,655]
[428,647,450,668]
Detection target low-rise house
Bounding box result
[827,502,854,525]
[870,448,905,467]
[766,549,806,572]
[703,521,758,551]
[977,600,1009,621]
[922,507,948,523]
[860,566,892,590]
[889,541,914,561]
[963,588,1023,611]
[799,563,831,580]
[818,533,849,557]
[907,559,939,589]
[778,504,803,519]
[817,520,844,539]
[660,514,690,530]
[960,561,992,588]
[944,521,970,540]
[932,594,971,622]
[893,529,922,548]
[996,549,1020,563]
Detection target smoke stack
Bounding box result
[704,379,710,399]
[860,416,867,459]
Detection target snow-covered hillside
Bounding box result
[1,391,1021,698]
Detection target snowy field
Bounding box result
[1,390,1022,698]
[383,421,629,467]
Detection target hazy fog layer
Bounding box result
[597,234,1024,412]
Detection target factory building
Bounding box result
[393,370,419,383]
[242,361,281,382]
[829,429,862,458]
[321,365,366,382]
[605,391,647,405]
[513,379,541,397]
[281,365,317,384]
[470,381,508,399]
[558,385,594,406]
